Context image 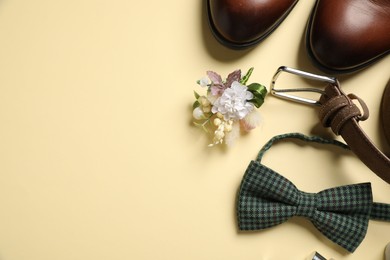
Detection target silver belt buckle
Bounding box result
[270,66,339,106]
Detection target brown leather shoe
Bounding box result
[306,0,390,74]
[382,80,390,146]
[207,0,299,49]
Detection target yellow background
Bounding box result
[0,0,389,259]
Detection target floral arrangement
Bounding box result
[192,67,267,146]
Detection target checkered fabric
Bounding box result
[237,133,390,253]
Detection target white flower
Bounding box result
[198,77,210,87]
[211,81,254,120]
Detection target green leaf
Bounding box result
[249,97,264,108]
[247,83,267,96]
[193,100,200,109]
[240,67,254,85]
[247,83,267,108]
[194,91,200,99]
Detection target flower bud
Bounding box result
[213,118,222,126]
[214,130,225,140]
[198,96,210,107]
[198,77,210,87]
[202,105,211,113]
[193,107,206,120]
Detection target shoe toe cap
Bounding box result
[208,0,298,46]
[307,0,390,72]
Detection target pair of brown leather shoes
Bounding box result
[207,0,390,74]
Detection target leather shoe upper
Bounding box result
[207,0,298,49]
[382,80,390,146]
[307,0,390,73]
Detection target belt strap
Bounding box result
[318,84,390,183]
[270,66,390,184]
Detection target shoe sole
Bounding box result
[305,0,390,74]
[206,0,299,50]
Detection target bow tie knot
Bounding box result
[296,192,317,218]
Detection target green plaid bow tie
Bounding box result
[237,133,390,253]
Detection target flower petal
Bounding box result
[225,70,241,88]
[207,71,222,84]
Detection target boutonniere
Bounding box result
[193,67,267,146]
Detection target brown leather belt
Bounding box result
[271,66,390,184]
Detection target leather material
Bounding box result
[382,80,390,145]
[207,0,298,49]
[307,0,390,73]
[319,84,390,184]
[386,242,390,260]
